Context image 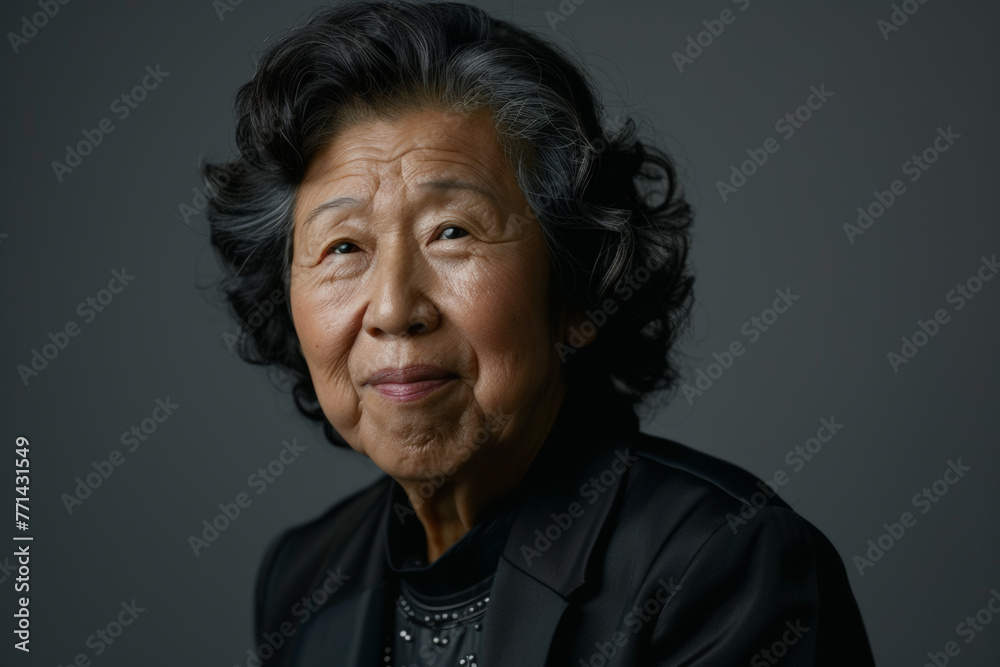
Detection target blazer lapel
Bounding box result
[479,561,570,666]
[478,431,636,665]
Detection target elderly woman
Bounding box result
[203,1,874,665]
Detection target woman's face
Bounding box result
[289,106,572,485]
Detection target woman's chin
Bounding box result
[364,431,480,483]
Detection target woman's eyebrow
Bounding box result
[417,178,501,208]
[302,196,363,230]
[303,178,499,230]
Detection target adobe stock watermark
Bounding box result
[176,167,230,228]
[680,287,800,405]
[0,555,19,586]
[176,183,209,228]
[886,253,997,373]
[505,202,546,238]
[544,0,589,31]
[852,458,971,577]
[520,449,639,567]
[53,599,145,666]
[877,0,932,41]
[725,417,844,534]
[51,64,170,182]
[234,566,351,667]
[213,0,247,21]
[582,113,628,157]
[844,126,961,244]
[12,544,30,652]
[751,619,810,666]
[920,587,1000,667]
[61,396,180,514]
[392,409,513,522]
[221,287,288,354]
[7,0,71,54]
[671,0,752,73]
[577,576,684,666]
[555,254,668,362]
[16,267,135,386]
[187,438,307,556]
[716,84,834,202]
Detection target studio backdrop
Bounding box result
[1,0,997,664]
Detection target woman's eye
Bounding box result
[326,241,358,255]
[438,226,469,240]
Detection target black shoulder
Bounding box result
[609,433,874,662]
[593,431,836,608]
[602,433,793,581]
[630,430,790,509]
[254,474,392,642]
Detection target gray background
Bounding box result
[1,0,997,664]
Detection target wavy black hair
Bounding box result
[202,0,695,447]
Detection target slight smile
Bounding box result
[364,365,458,403]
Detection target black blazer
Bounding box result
[253,395,875,665]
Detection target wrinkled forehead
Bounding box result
[293,106,523,220]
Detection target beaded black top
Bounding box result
[381,481,519,667]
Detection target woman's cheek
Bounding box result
[292,284,356,372]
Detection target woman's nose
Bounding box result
[361,244,440,338]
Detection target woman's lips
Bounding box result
[370,377,455,402]
[365,364,457,403]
